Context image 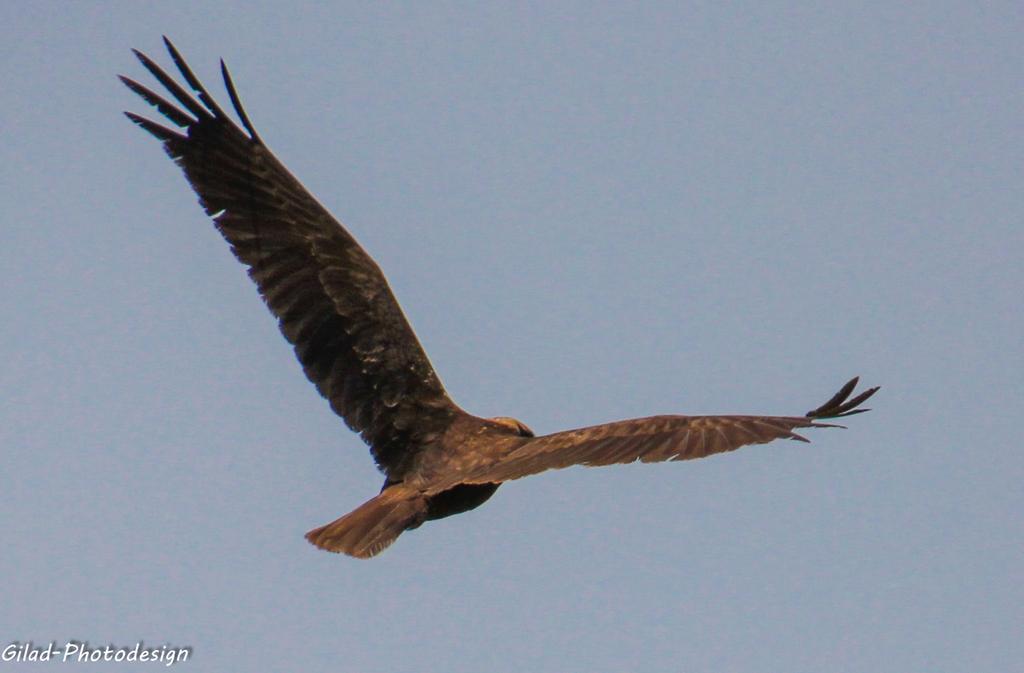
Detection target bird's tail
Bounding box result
[305,486,428,559]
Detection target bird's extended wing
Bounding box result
[458,377,878,485]
[121,38,460,476]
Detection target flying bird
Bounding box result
[121,38,879,559]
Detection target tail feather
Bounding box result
[305,487,428,559]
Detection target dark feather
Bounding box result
[122,39,462,477]
[806,376,880,418]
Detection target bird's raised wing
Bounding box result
[458,378,878,485]
[121,38,460,476]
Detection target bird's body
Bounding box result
[122,38,879,558]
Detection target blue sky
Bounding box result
[2,2,1021,672]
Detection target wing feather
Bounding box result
[122,38,460,476]
[457,379,878,485]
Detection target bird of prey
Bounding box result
[121,38,879,559]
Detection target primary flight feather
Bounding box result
[122,38,879,559]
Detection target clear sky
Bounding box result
[2,2,1021,672]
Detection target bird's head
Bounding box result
[488,416,535,437]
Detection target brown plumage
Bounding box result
[122,38,879,559]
